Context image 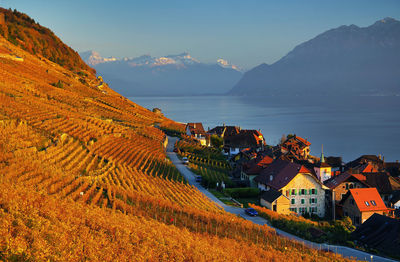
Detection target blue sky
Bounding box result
[1,0,399,69]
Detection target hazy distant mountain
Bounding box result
[230,17,400,96]
[81,51,243,96]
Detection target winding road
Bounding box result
[166,136,395,262]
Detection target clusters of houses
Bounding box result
[185,122,400,227]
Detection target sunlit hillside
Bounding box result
[0,9,352,261]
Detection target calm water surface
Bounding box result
[131,95,400,162]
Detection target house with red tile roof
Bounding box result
[341,188,390,226]
[364,172,400,206]
[344,155,384,173]
[275,135,311,161]
[223,129,266,156]
[254,159,328,217]
[241,154,273,187]
[185,123,209,146]
[324,172,370,219]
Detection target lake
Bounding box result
[131,95,400,162]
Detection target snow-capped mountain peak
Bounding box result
[81,51,242,71]
[217,58,241,71]
[80,50,117,66]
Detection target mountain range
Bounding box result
[81,51,243,96]
[230,17,400,96]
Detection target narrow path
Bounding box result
[166,136,395,262]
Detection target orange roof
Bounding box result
[295,136,311,146]
[298,165,311,173]
[349,188,388,212]
[352,174,366,181]
[361,163,378,173]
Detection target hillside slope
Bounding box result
[0,7,95,74]
[230,18,400,96]
[0,9,351,261]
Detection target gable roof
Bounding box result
[186,123,206,136]
[324,172,368,189]
[243,154,273,175]
[208,125,240,137]
[365,172,400,194]
[224,129,265,149]
[348,188,388,212]
[345,155,384,171]
[384,162,400,177]
[351,213,400,257]
[254,159,319,190]
[261,189,286,203]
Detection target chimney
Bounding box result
[194,123,196,128]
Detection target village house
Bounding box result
[254,159,327,217]
[207,124,240,138]
[274,135,311,161]
[224,129,266,156]
[240,154,273,187]
[185,123,209,146]
[351,213,400,258]
[384,160,400,177]
[260,189,291,214]
[363,172,400,206]
[389,191,400,214]
[340,188,390,226]
[324,172,370,218]
[344,155,384,173]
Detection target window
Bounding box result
[299,207,307,214]
[290,208,297,213]
[270,175,273,181]
[291,189,296,195]
[301,199,305,205]
[370,200,376,206]
[350,199,355,205]
[311,189,317,195]
[309,207,317,213]
[301,189,306,195]
[291,199,296,204]
[309,198,317,204]
[364,201,370,207]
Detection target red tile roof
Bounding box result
[349,188,388,212]
[360,163,378,173]
[295,136,311,146]
[186,123,206,136]
[298,165,311,173]
[324,172,369,189]
[352,174,366,181]
[243,155,273,175]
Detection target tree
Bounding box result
[210,135,223,149]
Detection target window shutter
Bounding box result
[309,189,312,195]
[295,189,297,195]
[315,198,317,204]
[304,189,307,195]
[315,189,317,195]
[309,198,312,204]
